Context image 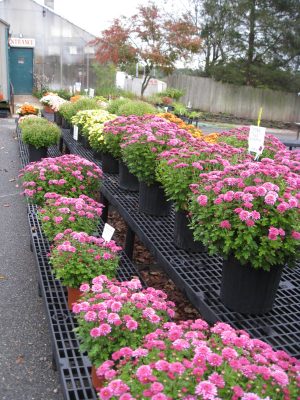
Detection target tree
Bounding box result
[185,0,300,92]
[92,3,201,96]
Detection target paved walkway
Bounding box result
[0,118,62,400]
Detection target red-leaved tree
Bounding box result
[93,4,201,96]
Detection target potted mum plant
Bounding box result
[73,275,175,389]
[218,127,286,159]
[20,117,61,162]
[189,158,300,314]
[157,142,248,251]
[104,115,157,190]
[19,154,103,205]
[121,116,195,216]
[40,93,66,124]
[39,193,103,241]
[96,320,300,400]
[50,231,121,309]
[16,103,39,118]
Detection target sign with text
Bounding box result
[248,125,266,158]
[102,223,115,242]
[9,38,35,48]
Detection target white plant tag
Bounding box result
[73,125,79,141]
[248,125,266,159]
[89,88,95,98]
[102,223,115,242]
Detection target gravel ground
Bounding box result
[0,118,62,400]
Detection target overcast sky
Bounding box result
[36,0,184,36]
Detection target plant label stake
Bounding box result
[248,125,266,160]
[102,223,115,242]
[248,108,265,160]
[73,125,79,141]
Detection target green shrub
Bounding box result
[58,102,74,121]
[159,87,184,100]
[59,98,100,122]
[107,98,130,114]
[22,119,61,148]
[118,100,156,116]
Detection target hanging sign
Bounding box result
[9,38,35,48]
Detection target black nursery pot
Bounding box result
[173,210,205,252]
[54,112,62,126]
[118,160,139,191]
[82,135,90,149]
[102,152,119,174]
[28,144,48,162]
[139,181,171,216]
[61,117,70,129]
[92,150,102,161]
[220,255,284,315]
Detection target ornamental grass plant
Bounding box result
[189,158,300,270]
[50,231,121,288]
[73,275,175,367]
[19,154,103,205]
[96,320,300,400]
[39,193,103,240]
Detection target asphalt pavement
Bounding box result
[0,118,62,400]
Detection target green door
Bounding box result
[9,48,33,94]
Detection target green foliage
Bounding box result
[55,89,71,100]
[173,102,188,116]
[122,142,157,184]
[159,87,184,100]
[107,98,130,114]
[58,98,100,122]
[21,118,60,148]
[50,236,119,288]
[58,102,74,122]
[118,100,156,116]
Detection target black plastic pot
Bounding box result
[61,117,70,129]
[82,135,90,149]
[118,160,139,191]
[28,144,48,162]
[221,255,284,315]
[54,112,62,126]
[92,150,102,161]
[139,181,171,216]
[173,210,205,252]
[102,152,119,174]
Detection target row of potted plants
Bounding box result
[18,128,299,399]
[18,98,299,317]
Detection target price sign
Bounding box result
[102,223,115,242]
[73,125,79,141]
[248,125,266,159]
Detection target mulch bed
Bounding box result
[107,208,201,322]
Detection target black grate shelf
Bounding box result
[62,129,300,359]
[27,204,144,400]
[17,123,145,399]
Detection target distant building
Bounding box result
[0,0,97,94]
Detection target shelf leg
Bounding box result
[124,225,135,260]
